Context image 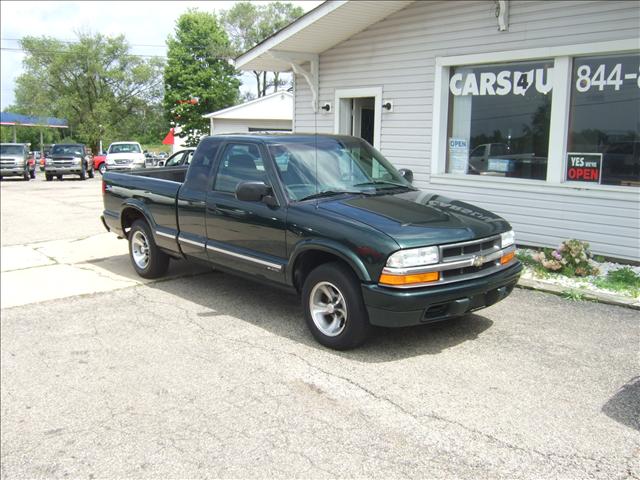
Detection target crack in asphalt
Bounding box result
[132,286,616,473]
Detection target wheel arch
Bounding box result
[120,201,155,239]
[288,241,371,292]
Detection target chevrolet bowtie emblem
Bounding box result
[472,255,485,267]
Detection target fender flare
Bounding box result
[120,199,156,234]
[287,239,372,283]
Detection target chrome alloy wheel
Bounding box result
[310,281,348,337]
[131,230,150,269]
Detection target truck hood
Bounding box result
[318,190,511,249]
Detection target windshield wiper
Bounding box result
[299,190,372,201]
[354,180,414,189]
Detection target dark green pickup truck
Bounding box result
[101,134,521,349]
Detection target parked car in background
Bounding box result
[0,143,32,181]
[26,153,37,178]
[105,142,145,171]
[101,134,521,349]
[160,148,196,167]
[94,152,107,175]
[45,144,94,181]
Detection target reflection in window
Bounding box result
[446,60,553,180]
[214,143,266,193]
[568,54,640,187]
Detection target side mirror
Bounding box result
[235,181,277,207]
[398,168,413,183]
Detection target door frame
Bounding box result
[334,87,382,149]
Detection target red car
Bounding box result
[94,153,107,175]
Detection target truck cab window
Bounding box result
[213,143,266,193]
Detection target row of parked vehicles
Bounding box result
[1,141,196,181]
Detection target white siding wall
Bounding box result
[294,0,640,260]
[211,119,292,135]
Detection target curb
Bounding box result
[517,277,640,311]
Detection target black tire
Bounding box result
[98,163,106,175]
[128,219,169,279]
[79,163,87,180]
[88,166,94,178]
[23,170,30,181]
[302,262,371,350]
[57,175,63,180]
[45,173,53,181]
[29,169,36,179]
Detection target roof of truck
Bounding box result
[204,133,361,144]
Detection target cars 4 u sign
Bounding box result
[566,153,603,183]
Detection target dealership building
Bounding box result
[236,0,640,261]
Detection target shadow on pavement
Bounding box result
[93,256,494,362]
[602,376,640,431]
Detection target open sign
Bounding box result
[566,153,602,184]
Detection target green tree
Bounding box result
[12,33,165,151]
[220,2,304,97]
[164,10,240,146]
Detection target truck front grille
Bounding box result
[115,159,132,165]
[439,235,503,282]
[53,160,74,167]
[0,158,16,167]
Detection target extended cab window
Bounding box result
[213,143,266,193]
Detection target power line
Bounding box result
[1,37,169,49]
[0,46,167,59]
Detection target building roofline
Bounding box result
[202,91,292,119]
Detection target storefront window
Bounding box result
[567,54,640,187]
[446,60,553,180]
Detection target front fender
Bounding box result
[287,238,372,283]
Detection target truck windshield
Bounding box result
[0,145,24,156]
[51,145,83,156]
[268,137,412,201]
[109,144,141,154]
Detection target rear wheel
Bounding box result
[128,219,169,279]
[302,262,371,350]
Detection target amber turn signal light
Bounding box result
[379,271,440,286]
[500,251,515,265]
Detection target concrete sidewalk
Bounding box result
[1,232,207,309]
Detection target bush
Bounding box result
[530,239,599,277]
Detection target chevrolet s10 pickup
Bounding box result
[101,134,521,349]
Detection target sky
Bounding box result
[0,0,322,110]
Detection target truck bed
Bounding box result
[102,166,189,243]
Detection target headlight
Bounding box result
[73,157,82,164]
[385,246,439,268]
[45,158,53,165]
[501,230,515,248]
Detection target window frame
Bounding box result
[431,39,639,191]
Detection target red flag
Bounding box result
[162,128,174,145]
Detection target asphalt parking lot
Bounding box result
[1,174,639,478]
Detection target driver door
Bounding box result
[205,142,288,283]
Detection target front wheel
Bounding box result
[98,163,106,175]
[45,173,53,181]
[128,219,169,279]
[56,175,63,180]
[23,170,30,181]
[302,262,371,350]
[79,163,87,180]
[88,166,94,179]
[29,169,36,179]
